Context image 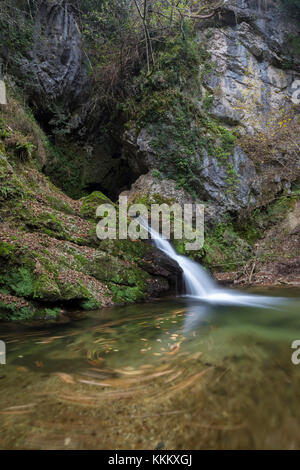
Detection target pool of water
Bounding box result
[1,288,300,449]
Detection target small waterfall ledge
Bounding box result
[137,217,284,309]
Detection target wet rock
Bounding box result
[140,245,183,287]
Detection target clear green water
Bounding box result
[1,288,300,450]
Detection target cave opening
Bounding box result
[30,106,55,135]
[27,102,142,203]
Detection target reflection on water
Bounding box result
[1,289,300,450]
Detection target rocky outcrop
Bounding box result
[0,92,182,321]
[19,1,87,109]
[121,172,196,206]
[1,0,299,304]
[201,0,300,134]
[122,0,300,216]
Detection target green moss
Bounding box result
[121,30,239,199]
[0,5,34,59]
[81,298,101,311]
[128,91,237,199]
[38,212,66,235]
[81,191,113,219]
[44,307,62,319]
[0,242,15,257]
[0,154,27,202]
[0,298,62,321]
[15,205,70,240]
[109,285,144,304]
[99,239,150,263]
[44,142,89,199]
[2,267,35,297]
[236,188,300,244]
[32,273,61,301]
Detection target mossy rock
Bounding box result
[0,241,16,257]
[91,251,148,289]
[0,90,180,321]
[99,239,152,262]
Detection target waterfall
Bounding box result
[146,223,216,297]
[137,217,283,308]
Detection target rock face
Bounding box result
[8,1,297,217]
[122,0,300,216]
[198,146,258,213]
[20,1,86,108]
[201,0,300,134]
[121,172,196,206]
[122,129,158,180]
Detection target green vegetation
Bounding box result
[120,29,237,197]
[0,1,35,58]
[81,191,113,219]
[237,186,300,242]
[201,222,252,271]
[0,301,34,321]
[172,219,252,272]
[0,86,174,322]
[109,285,144,304]
[1,1,239,201]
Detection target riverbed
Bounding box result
[1,288,300,450]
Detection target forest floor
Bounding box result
[215,203,300,288]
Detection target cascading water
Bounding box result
[137,217,283,308]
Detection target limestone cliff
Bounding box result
[123,0,300,215]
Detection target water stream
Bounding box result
[1,228,300,449]
[141,217,281,308]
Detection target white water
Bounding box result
[137,217,283,308]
